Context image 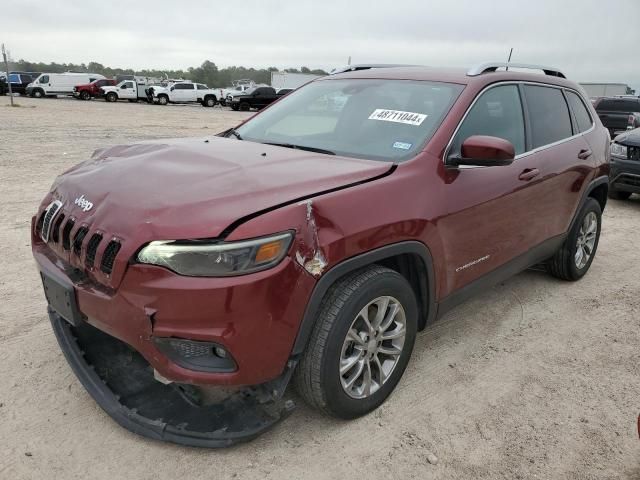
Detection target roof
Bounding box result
[321,65,578,89]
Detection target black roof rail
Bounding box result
[467,62,566,79]
[329,64,421,75]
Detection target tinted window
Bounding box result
[566,91,593,133]
[523,85,573,148]
[596,99,640,112]
[451,85,525,155]
[8,74,20,83]
[174,83,194,90]
[40,75,49,83]
[196,84,207,90]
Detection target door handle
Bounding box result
[578,149,592,160]
[518,168,540,181]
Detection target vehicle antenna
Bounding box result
[505,47,513,72]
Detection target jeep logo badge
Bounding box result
[74,194,94,212]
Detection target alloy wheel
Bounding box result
[339,296,406,399]
[575,211,598,269]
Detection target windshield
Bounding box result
[235,79,463,162]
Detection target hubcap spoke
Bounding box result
[574,212,598,269]
[339,295,407,399]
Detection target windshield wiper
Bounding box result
[227,128,242,140]
[262,142,335,155]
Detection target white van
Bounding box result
[26,72,105,98]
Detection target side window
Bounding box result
[451,85,525,155]
[622,100,640,112]
[197,84,207,90]
[523,85,573,148]
[566,91,593,133]
[40,75,49,84]
[9,74,20,83]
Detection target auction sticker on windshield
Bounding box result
[368,109,427,126]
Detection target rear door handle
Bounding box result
[578,149,592,160]
[518,168,540,181]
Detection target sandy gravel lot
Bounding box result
[1,96,639,480]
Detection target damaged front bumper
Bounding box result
[50,308,296,447]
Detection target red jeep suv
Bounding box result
[32,63,610,447]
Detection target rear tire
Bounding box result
[203,96,216,107]
[295,265,417,419]
[105,92,117,103]
[609,190,632,200]
[80,91,91,101]
[547,198,602,281]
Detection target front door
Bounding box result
[437,83,545,297]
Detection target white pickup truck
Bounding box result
[218,81,256,106]
[149,81,219,107]
[101,79,152,103]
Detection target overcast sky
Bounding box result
[4,0,640,89]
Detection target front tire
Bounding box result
[80,91,91,101]
[157,95,168,105]
[295,266,418,419]
[32,89,44,98]
[105,92,118,103]
[547,198,602,281]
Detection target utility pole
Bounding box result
[2,43,14,106]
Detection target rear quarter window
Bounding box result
[523,85,573,148]
[566,91,593,133]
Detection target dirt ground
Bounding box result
[1,96,639,480]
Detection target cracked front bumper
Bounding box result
[50,310,296,447]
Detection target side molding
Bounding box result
[290,241,436,356]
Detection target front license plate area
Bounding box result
[41,271,85,326]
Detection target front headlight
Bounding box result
[137,232,293,277]
[610,142,628,158]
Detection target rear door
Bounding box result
[519,84,593,242]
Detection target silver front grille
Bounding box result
[40,200,62,242]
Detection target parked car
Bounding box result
[0,72,40,95]
[31,62,609,447]
[609,127,640,200]
[101,79,152,103]
[229,86,282,110]
[73,78,117,100]
[593,96,640,137]
[149,81,219,106]
[218,80,255,106]
[26,73,105,98]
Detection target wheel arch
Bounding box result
[290,241,436,357]
[569,175,608,233]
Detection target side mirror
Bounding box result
[170,86,175,91]
[448,135,515,167]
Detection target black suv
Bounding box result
[0,72,39,96]
[609,127,640,200]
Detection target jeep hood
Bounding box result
[48,136,391,240]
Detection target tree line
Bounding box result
[9,59,328,87]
